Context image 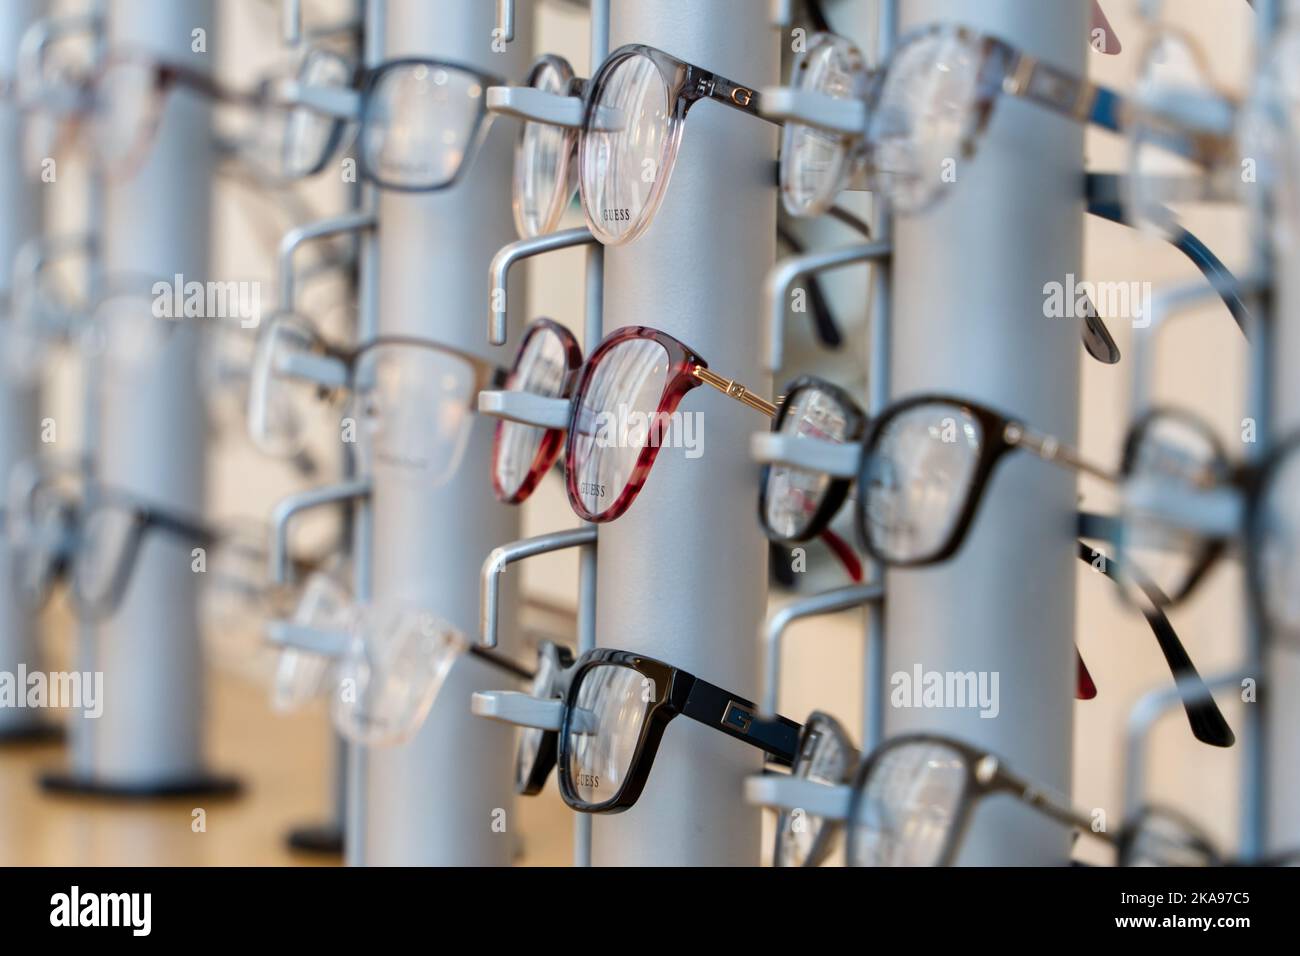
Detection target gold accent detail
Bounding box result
[1003,54,1037,97]
[692,366,778,418]
[1072,82,1097,122]
[731,87,753,107]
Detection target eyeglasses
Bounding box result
[845,732,1112,866]
[40,49,263,179]
[769,721,1114,867]
[577,43,774,245]
[511,645,800,813]
[492,320,775,522]
[331,604,531,747]
[247,314,504,481]
[8,477,214,621]
[1121,409,1300,642]
[757,377,1233,746]
[1124,27,1242,235]
[1118,805,1300,867]
[266,52,502,191]
[511,54,587,238]
[779,24,1199,217]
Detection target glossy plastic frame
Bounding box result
[775,709,858,868]
[514,640,576,796]
[756,375,868,543]
[579,43,775,245]
[491,318,583,505]
[512,54,587,238]
[556,647,802,813]
[355,56,503,193]
[843,732,1114,866]
[490,322,774,521]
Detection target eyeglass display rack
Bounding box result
[36,0,239,798]
[3,0,1293,869]
[0,0,54,745]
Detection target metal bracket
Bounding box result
[266,621,350,658]
[487,86,586,128]
[278,211,378,313]
[273,79,363,121]
[766,241,892,372]
[762,583,884,716]
[750,432,861,479]
[480,527,598,648]
[276,349,350,391]
[759,86,869,135]
[489,228,596,345]
[743,774,853,820]
[270,479,372,586]
[477,390,572,429]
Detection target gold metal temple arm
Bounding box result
[1003,421,1120,484]
[691,366,778,418]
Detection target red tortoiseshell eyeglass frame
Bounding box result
[491,320,775,523]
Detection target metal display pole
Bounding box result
[592,0,777,866]
[0,0,50,744]
[885,0,1084,863]
[44,0,235,795]
[1259,0,1298,860]
[360,0,532,866]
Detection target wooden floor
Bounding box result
[0,667,572,867]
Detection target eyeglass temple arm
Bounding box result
[1086,183,1251,332]
[162,62,259,108]
[691,366,778,417]
[993,763,1120,849]
[1076,516,1235,748]
[1002,421,1119,484]
[146,509,217,547]
[467,646,535,681]
[679,675,801,767]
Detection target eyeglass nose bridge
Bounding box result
[764,241,891,373]
[488,229,595,345]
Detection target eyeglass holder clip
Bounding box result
[761,582,883,716]
[489,228,596,345]
[270,479,372,586]
[481,527,598,648]
[273,80,363,121]
[487,86,586,129]
[750,432,860,478]
[477,390,572,429]
[471,690,564,730]
[765,241,892,372]
[265,621,350,658]
[743,774,853,821]
[759,87,868,136]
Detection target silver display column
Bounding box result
[0,0,49,743]
[47,0,232,793]
[592,0,777,866]
[361,0,531,865]
[886,0,1084,864]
